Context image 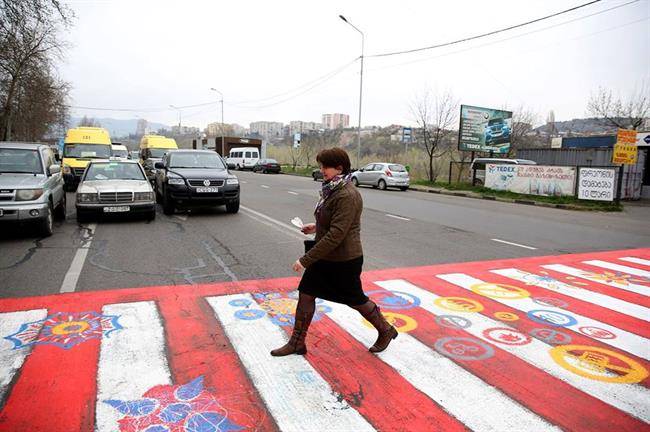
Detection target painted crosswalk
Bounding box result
[0,248,648,431]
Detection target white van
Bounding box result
[227,147,260,170]
[470,158,536,185]
[111,144,129,160]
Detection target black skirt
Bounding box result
[298,256,368,306]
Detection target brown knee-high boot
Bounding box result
[360,303,398,352]
[270,309,314,356]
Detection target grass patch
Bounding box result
[412,180,622,211]
[280,165,315,177]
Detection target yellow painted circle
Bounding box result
[494,311,520,321]
[51,320,90,335]
[434,297,484,313]
[363,312,417,333]
[470,283,531,300]
[550,345,648,384]
[260,298,297,315]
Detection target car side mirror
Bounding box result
[48,165,61,176]
[154,162,164,169]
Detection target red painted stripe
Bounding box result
[516,263,650,308]
[0,300,104,431]
[253,295,468,432]
[366,280,648,432]
[476,267,650,339]
[405,274,650,389]
[157,295,278,431]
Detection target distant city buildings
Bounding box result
[171,125,200,136]
[206,122,248,137]
[322,113,349,130]
[249,121,284,140]
[135,119,148,136]
[289,121,323,136]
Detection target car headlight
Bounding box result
[226,178,239,185]
[15,189,44,201]
[168,178,184,185]
[77,193,98,203]
[134,191,154,201]
[62,165,71,174]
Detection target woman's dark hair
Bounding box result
[316,147,351,174]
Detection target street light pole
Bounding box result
[210,88,225,156]
[339,15,364,170]
[169,105,181,131]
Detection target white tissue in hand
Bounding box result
[290,217,304,229]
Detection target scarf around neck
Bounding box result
[315,173,351,217]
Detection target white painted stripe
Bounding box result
[95,302,172,432]
[385,214,410,221]
[207,294,375,432]
[241,180,248,184]
[492,268,650,322]
[620,257,650,267]
[60,223,96,293]
[375,279,650,423]
[287,191,299,195]
[0,309,48,403]
[324,298,560,432]
[584,260,650,278]
[261,184,270,189]
[240,205,306,240]
[491,238,537,250]
[174,214,188,221]
[543,264,650,297]
[437,273,650,361]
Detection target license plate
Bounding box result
[103,206,130,213]
[196,187,219,193]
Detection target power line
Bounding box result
[367,0,607,58]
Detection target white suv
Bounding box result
[351,162,410,191]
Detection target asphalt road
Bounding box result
[1,170,649,298]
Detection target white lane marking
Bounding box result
[287,191,299,195]
[492,268,650,322]
[385,214,410,221]
[376,279,650,423]
[240,205,305,241]
[324,298,560,432]
[174,214,188,221]
[0,309,48,402]
[241,180,248,184]
[437,273,650,361]
[60,223,96,293]
[584,260,650,278]
[95,302,171,432]
[491,238,537,250]
[620,257,650,267]
[207,294,375,432]
[261,185,270,189]
[543,264,650,297]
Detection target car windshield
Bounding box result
[85,163,145,181]
[149,148,168,158]
[0,148,43,174]
[488,118,504,126]
[169,153,225,169]
[389,164,406,172]
[266,159,277,164]
[64,143,111,158]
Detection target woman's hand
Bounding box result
[293,260,305,273]
[301,223,316,235]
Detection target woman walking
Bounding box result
[271,148,398,357]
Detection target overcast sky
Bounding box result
[61,0,649,129]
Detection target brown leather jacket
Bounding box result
[299,182,363,268]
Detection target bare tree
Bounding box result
[288,142,302,170]
[587,84,649,130]
[507,105,539,156]
[411,89,459,182]
[77,116,101,127]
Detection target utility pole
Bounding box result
[210,88,225,156]
[339,15,364,169]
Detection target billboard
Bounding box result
[485,164,576,196]
[459,105,513,154]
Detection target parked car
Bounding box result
[351,162,410,191]
[111,144,129,160]
[154,150,240,215]
[76,159,156,222]
[253,159,281,174]
[0,142,66,236]
[129,150,140,160]
[470,158,536,185]
[227,147,260,170]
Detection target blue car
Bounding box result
[485,118,511,145]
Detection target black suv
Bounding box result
[154,150,240,215]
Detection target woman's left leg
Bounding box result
[351,300,398,352]
[270,292,316,356]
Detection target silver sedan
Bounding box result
[75,159,156,222]
[351,162,410,191]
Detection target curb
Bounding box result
[408,186,619,212]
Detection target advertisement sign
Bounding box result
[612,129,638,165]
[636,131,650,147]
[402,127,412,143]
[485,164,576,197]
[293,133,301,148]
[459,105,513,153]
[577,168,615,201]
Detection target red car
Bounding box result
[253,159,281,174]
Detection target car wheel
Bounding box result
[162,188,175,215]
[351,177,359,187]
[147,208,156,221]
[236,164,242,171]
[226,199,240,214]
[39,203,54,237]
[312,173,318,181]
[54,193,66,220]
[378,179,387,190]
[400,186,409,191]
[262,169,267,174]
[155,184,162,203]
